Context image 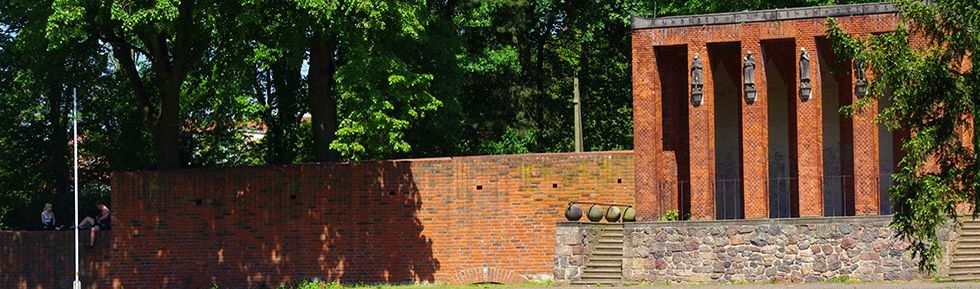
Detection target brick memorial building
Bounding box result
[631,2,903,221]
[556,2,972,285]
[3,2,978,289]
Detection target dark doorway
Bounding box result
[709,42,744,219]
[655,45,692,219]
[818,38,856,216]
[763,39,800,218]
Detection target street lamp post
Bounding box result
[73,87,81,289]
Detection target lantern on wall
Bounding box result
[690,53,704,106]
[855,59,868,97]
[743,51,758,103]
[799,48,812,101]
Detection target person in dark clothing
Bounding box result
[76,203,110,247]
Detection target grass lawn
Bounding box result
[219,281,554,289]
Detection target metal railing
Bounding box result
[646,174,894,220]
[822,175,853,216]
[714,179,743,220]
[879,173,895,215]
[769,177,797,218]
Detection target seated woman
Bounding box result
[76,203,110,247]
[40,203,56,230]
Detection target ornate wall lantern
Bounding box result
[743,51,757,103]
[855,59,868,97]
[799,48,812,101]
[690,53,704,106]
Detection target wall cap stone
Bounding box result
[619,215,892,229]
[631,2,896,30]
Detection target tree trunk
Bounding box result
[308,31,339,162]
[45,83,69,206]
[155,76,182,169]
[266,59,302,164]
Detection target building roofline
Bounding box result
[631,2,896,30]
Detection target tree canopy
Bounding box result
[0,0,872,229]
[827,0,980,272]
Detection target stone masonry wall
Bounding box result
[623,217,956,283]
[555,216,958,284]
[554,223,604,282]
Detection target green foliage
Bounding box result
[0,0,893,228]
[657,210,680,221]
[826,0,980,272]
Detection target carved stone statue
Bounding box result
[855,59,867,97]
[855,59,866,82]
[691,53,704,105]
[743,51,755,85]
[800,48,812,101]
[743,51,757,103]
[800,48,810,81]
[691,53,703,86]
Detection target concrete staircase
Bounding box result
[947,219,980,281]
[573,225,624,286]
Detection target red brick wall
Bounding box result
[632,13,902,219]
[0,231,111,289]
[108,151,634,289]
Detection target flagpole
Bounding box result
[73,87,81,289]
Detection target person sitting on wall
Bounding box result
[41,203,58,230]
[75,203,111,247]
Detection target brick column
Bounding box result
[740,40,770,219]
[631,30,665,220]
[796,38,824,217]
[688,42,716,220]
[852,60,880,215]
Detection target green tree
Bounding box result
[826,0,980,271]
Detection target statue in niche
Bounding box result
[855,59,868,97]
[743,51,757,103]
[743,52,755,84]
[800,48,812,101]
[691,53,704,105]
[855,59,867,82]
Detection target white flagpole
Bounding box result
[73,87,81,289]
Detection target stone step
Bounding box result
[952,256,980,263]
[592,248,623,254]
[950,265,980,274]
[950,261,980,270]
[590,256,624,261]
[957,243,980,250]
[598,238,623,243]
[942,275,980,282]
[953,249,980,256]
[959,231,980,237]
[587,259,622,267]
[571,280,620,286]
[595,244,623,250]
[583,267,623,273]
[580,272,623,279]
[956,237,980,243]
[602,233,624,238]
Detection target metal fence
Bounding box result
[769,177,797,218]
[822,175,853,216]
[653,174,892,220]
[714,179,743,219]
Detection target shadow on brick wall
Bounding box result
[109,161,439,288]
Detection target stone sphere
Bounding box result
[605,206,622,222]
[587,205,604,222]
[565,204,583,221]
[622,207,636,222]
